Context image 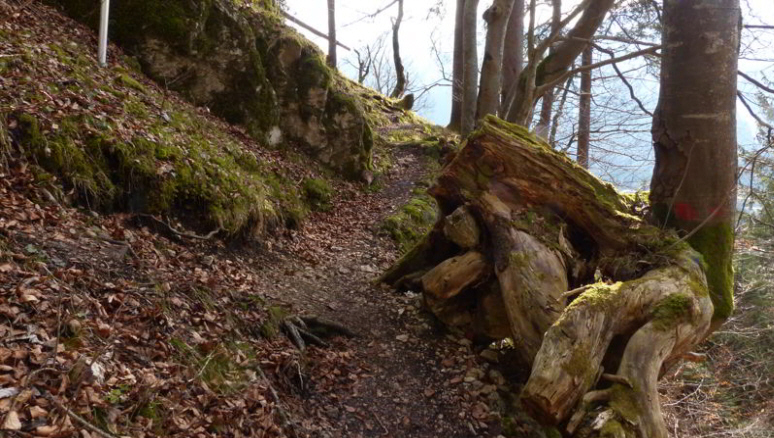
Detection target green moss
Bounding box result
[562,344,591,378]
[566,282,623,313]
[117,74,146,93]
[608,384,641,425]
[13,105,306,237]
[508,252,530,268]
[599,419,627,437]
[259,305,289,339]
[302,178,333,211]
[652,293,692,330]
[687,223,735,322]
[382,192,438,253]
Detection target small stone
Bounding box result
[457,338,472,347]
[395,334,409,342]
[479,349,499,363]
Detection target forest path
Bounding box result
[247,143,515,438]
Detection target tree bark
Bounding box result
[460,0,481,136]
[476,0,517,120]
[390,0,406,98]
[383,116,716,437]
[577,46,592,168]
[505,0,614,125]
[326,0,337,68]
[534,0,561,139]
[650,0,740,328]
[501,0,524,121]
[449,0,466,131]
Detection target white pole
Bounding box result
[98,0,110,66]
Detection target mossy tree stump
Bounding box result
[383,116,719,437]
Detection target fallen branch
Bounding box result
[138,214,221,240]
[44,392,121,438]
[254,364,299,438]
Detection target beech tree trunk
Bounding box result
[476,0,516,120]
[449,0,466,131]
[460,0,480,136]
[650,0,740,329]
[383,116,716,437]
[390,0,406,98]
[501,0,524,121]
[534,0,561,139]
[577,46,592,168]
[326,0,337,68]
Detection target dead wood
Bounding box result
[383,116,715,437]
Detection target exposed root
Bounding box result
[280,315,357,351]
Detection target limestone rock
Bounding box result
[48,0,373,178]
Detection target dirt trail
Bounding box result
[248,145,512,438]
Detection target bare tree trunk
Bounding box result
[460,0,481,136]
[476,0,516,120]
[501,0,524,121]
[548,74,573,147]
[449,0,466,131]
[577,46,592,168]
[390,0,406,98]
[650,0,741,328]
[326,0,337,68]
[534,0,561,138]
[505,0,614,125]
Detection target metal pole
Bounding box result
[98,0,110,66]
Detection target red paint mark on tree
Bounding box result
[674,202,698,221]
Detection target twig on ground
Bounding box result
[255,363,299,438]
[44,392,121,438]
[138,214,221,240]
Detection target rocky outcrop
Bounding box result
[46,0,372,178]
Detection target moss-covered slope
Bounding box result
[44,0,374,179]
[1,4,316,237]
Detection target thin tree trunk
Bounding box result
[460,0,481,136]
[390,0,406,98]
[535,0,561,138]
[577,46,592,168]
[326,0,337,68]
[505,0,614,125]
[501,0,524,121]
[548,74,573,147]
[449,0,466,131]
[650,0,741,328]
[476,0,516,120]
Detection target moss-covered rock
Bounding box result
[382,190,438,253]
[46,0,373,179]
[10,110,302,237]
[302,178,333,212]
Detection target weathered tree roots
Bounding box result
[281,315,357,351]
[382,116,714,437]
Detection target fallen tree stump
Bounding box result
[382,116,714,437]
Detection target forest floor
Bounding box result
[0,3,530,432]
[0,132,536,438]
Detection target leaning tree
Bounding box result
[386,0,740,436]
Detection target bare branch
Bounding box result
[342,0,399,27]
[282,10,351,51]
[536,45,661,96]
[593,44,653,116]
[737,90,774,131]
[739,71,774,95]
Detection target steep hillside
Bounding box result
[0,2,524,438]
